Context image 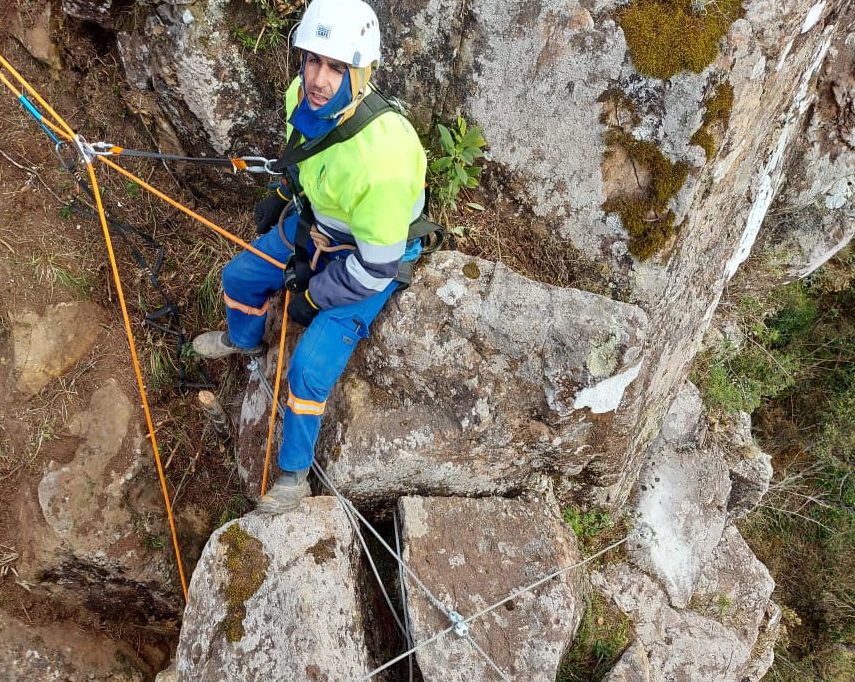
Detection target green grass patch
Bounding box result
[617,0,744,79]
[697,248,855,677]
[557,591,633,682]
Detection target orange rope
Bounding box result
[1,54,189,601]
[260,290,292,496]
[97,156,287,271]
[2,54,298,590]
[84,157,189,601]
[0,54,75,138]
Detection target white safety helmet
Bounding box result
[293,0,381,68]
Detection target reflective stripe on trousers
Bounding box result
[220,212,403,471]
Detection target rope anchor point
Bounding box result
[449,610,468,638]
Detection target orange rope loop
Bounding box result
[1,53,189,601]
[96,156,288,271]
[83,160,189,602]
[260,290,292,496]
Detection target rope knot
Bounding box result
[448,610,468,638]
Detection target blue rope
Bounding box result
[18,93,61,145]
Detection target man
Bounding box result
[193,0,427,513]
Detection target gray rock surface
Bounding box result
[62,0,112,25]
[692,525,775,644]
[321,251,647,506]
[628,385,730,608]
[32,378,178,622]
[399,494,584,681]
[721,412,774,520]
[175,499,374,681]
[116,0,273,154]
[592,554,768,682]
[756,11,855,278]
[4,0,61,69]
[11,302,102,397]
[602,638,654,682]
[593,523,777,682]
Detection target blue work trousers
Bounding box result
[221,213,411,472]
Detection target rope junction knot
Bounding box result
[448,611,469,638]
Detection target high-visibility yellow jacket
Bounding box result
[284,78,427,309]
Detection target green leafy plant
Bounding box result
[563,508,613,542]
[124,180,141,198]
[429,115,487,224]
[232,0,298,53]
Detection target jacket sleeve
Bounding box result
[307,175,410,309]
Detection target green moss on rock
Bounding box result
[219,524,269,642]
[690,81,735,160]
[602,129,690,260]
[618,0,743,79]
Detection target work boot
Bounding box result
[192,331,262,359]
[256,470,310,514]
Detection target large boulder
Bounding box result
[113,0,274,155]
[628,382,773,606]
[691,526,778,682]
[754,9,855,279]
[10,302,102,398]
[28,378,180,623]
[320,252,647,506]
[174,499,375,681]
[593,526,776,682]
[398,493,585,681]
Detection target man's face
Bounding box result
[303,52,347,109]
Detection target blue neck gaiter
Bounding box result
[290,66,352,140]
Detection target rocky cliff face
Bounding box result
[7,0,854,680]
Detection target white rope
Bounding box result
[336,484,409,637]
[249,359,641,682]
[310,462,453,618]
[462,532,636,627]
[354,623,457,681]
[394,509,415,682]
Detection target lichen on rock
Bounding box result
[218,524,269,642]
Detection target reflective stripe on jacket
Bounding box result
[284,78,427,308]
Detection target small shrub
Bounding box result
[557,591,633,682]
[232,0,299,52]
[429,115,486,224]
[563,508,613,543]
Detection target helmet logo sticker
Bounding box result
[316,24,331,39]
[352,51,361,65]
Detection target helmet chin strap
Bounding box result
[332,64,374,122]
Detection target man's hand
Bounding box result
[254,189,289,234]
[287,289,320,327]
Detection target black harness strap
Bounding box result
[268,90,445,287]
[268,91,395,173]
